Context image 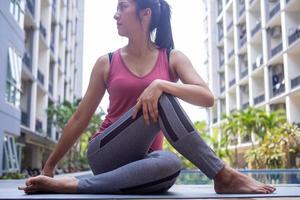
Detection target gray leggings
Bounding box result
[77,94,224,194]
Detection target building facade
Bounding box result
[203,0,300,149]
[0,0,84,175]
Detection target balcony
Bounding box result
[217,1,223,15]
[35,119,43,134]
[291,75,300,89]
[21,110,30,127]
[254,94,265,105]
[49,83,53,94]
[242,101,249,109]
[39,21,47,39]
[37,69,44,85]
[288,28,300,46]
[213,117,218,124]
[271,72,285,97]
[228,49,234,60]
[229,78,236,87]
[269,2,280,20]
[220,59,224,67]
[52,0,56,13]
[219,30,224,42]
[252,56,263,71]
[240,68,248,79]
[238,5,246,17]
[240,35,247,48]
[227,21,233,32]
[272,84,285,97]
[26,0,35,16]
[50,41,55,53]
[220,85,225,93]
[271,43,282,57]
[22,52,32,71]
[251,21,261,37]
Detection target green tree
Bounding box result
[47,99,105,172]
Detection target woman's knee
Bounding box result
[148,150,182,173]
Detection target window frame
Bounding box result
[2,135,20,173]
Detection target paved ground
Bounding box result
[1,178,300,199]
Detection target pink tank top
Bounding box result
[92,48,176,151]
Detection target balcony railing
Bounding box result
[272,84,285,97]
[35,119,43,134]
[288,28,300,46]
[254,94,265,105]
[229,78,236,87]
[37,69,44,85]
[26,0,35,16]
[251,21,261,37]
[291,75,300,89]
[241,68,248,78]
[39,21,47,39]
[271,43,282,57]
[269,2,280,20]
[21,110,30,127]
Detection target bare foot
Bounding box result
[18,175,78,194]
[214,166,276,194]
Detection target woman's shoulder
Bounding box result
[167,49,189,66]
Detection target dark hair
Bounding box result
[135,0,174,49]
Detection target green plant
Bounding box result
[46,99,105,173]
[0,172,27,180]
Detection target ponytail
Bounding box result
[155,0,174,49]
[135,0,174,49]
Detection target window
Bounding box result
[10,0,25,28]
[2,135,20,173]
[5,47,22,107]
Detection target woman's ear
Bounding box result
[140,8,152,18]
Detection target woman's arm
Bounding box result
[161,49,214,107]
[43,55,109,175]
[132,50,214,125]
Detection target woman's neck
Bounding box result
[125,34,157,57]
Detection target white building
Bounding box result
[0,0,84,175]
[203,0,300,148]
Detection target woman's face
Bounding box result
[114,0,141,37]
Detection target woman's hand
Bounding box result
[132,79,164,125]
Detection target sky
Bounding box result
[82,0,208,122]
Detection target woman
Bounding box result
[19,0,275,194]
